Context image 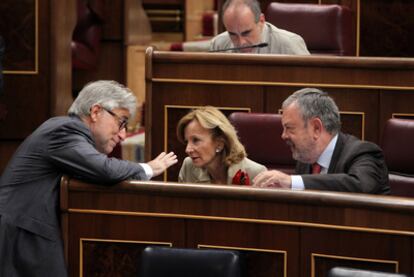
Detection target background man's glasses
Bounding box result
[103,108,128,131]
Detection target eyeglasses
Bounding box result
[103,108,129,131]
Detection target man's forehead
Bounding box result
[282,104,302,123]
[112,107,130,118]
[224,5,255,27]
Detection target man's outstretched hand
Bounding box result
[147,152,178,177]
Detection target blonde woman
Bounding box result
[177,106,266,185]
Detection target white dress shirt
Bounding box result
[291,134,338,190]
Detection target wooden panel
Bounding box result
[73,0,125,99]
[305,228,411,276]
[82,240,147,276]
[50,0,76,116]
[0,0,65,173]
[185,0,215,41]
[126,45,147,127]
[0,0,37,72]
[0,0,49,139]
[102,0,124,40]
[67,213,185,276]
[360,0,414,57]
[62,177,414,277]
[189,221,296,277]
[0,0,75,173]
[73,42,125,93]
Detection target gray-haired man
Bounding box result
[0,80,177,276]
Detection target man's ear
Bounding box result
[311,117,323,139]
[259,13,265,25]
[89,104,101,122]
[257,13,266,28]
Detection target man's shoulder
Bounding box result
[265,22,310,54]
[39,116,84,131]
[339,133,382,154]
[35,116,91,141]
[266,22,302,39]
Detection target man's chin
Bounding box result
[291,150,305,163]
[105,146,116,155]
[240,48,253,53]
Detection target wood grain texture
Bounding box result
[62,177,414,277]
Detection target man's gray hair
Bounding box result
[68,80,137,118]
[282,88,341,134]
[222,0,262,23]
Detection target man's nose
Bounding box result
[118,128,127,141]
[281,129,288,140]
[237,36,248,46]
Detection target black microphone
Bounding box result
[209,42,268,53]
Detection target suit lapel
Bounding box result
[295,162,312,174]
[328,132,346,173]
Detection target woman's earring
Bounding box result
[216,148,221,153]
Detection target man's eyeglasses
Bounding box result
[103,108,128,131]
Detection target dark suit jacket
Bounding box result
[296,133,390,194]
[0,116,147,276]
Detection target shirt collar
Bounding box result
[256,23,269,54]
[317,134,338,171]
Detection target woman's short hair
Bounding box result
[282,88,341,134]
[177,106,246,166]
[68,80,137,118]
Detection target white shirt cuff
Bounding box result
[139,163,153,180]
[291,175,305,190]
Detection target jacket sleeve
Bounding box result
[46,122,147,184]
[302,141,389,194]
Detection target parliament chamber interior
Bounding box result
[1,0,414,276]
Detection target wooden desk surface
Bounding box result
[61,176,414,276]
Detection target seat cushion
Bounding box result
[139,246,242,277]
[229,112,295,172]
[328,266,409,277]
